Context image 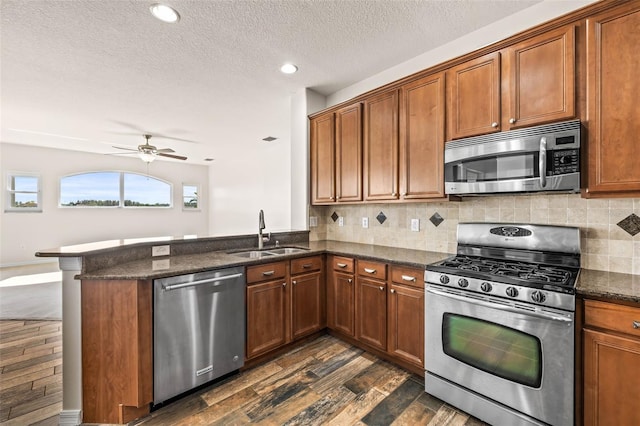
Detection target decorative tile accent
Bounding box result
[429,212,444,227]
[331,212,339,222]
[617,213,640,236]
[376,212,387,224]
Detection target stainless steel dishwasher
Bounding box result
[153,266,245,404]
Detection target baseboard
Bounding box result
[59,409,82,426]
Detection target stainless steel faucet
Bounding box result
[258,209,270,249]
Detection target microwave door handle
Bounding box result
[539,136,547,188]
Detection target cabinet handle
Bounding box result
[390,289,396,294]
[293,280,297,285]
[391,192,397,197]
[491,122,498,128]
[337,263,348,268]
[348,279,353,284]
[401,192,407,197]
[282,282,287,287]
[364,268,377,274]
[379,286,384,291]
[401,275,416,282]
[633,321,639,329]
[337,196,341,200]
[509,118,516,124]
[302,264,312,269]
[262,271,275,276]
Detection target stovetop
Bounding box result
[435,255,577,289]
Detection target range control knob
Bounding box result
[439,275,450,284]
[457,278,469,288]
[480,282,493,292]
[531,291,546,304]
[505,287,519,298]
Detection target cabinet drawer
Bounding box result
[247,261,287,284]
[291,256,323,275]
[584,299,640,338]
[357,260,387,280]
[390,265,423,289]
[332,256,354,273]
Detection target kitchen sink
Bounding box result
[229,247,309,258]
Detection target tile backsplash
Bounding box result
[309,194,640,275]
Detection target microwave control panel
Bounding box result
[551,149,579,174]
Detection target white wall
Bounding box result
[327,0,599,107]
[0,143,209,266]
[209,135,292,236]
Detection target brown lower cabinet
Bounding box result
[583,299,640,426]
[328,256,425,373]
[246,256,325,360]
[81,279,152,424]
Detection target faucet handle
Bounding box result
[262,232,271,243]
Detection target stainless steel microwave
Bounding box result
[444,120,581,195]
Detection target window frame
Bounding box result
[182,183,200,211]
[5,172,42,213]
[59,171,173,209]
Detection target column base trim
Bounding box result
[59,409,82,426]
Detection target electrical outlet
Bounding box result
[338,217,344,227]
[362,217,369,228]
[152,259,170,270]
[411,218,420,232]
[309,216,318,227]
[152,245,170,257]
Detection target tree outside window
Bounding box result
[5,173,42,212]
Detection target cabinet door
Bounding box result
[505,25,575,129]
[399,72,445,199]
[336,103,362,202]
[583,328,640,426]
[388,283,424,368]
[310,113,335,204]
[586,3,640,195]
[447,52,501,139]
[332,271,355,336]
[246,280,288,359]
[364,90,399,200]
[81,280,152,424]
[356,277,387,350]
[291,271,324,340]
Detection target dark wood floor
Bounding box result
[0,321,487,425]
[0,320,62,426]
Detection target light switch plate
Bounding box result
[411,219,420,232]
[152,245,170,257]
[309,216,318,227]
[362,217,369,228]
[338,217,344,227]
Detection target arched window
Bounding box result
[60,172,172,208]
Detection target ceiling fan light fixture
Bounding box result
[280,63,298,74]
[139,152,156,163]
[150,3,180,23]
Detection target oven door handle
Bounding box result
[426,287,573,323]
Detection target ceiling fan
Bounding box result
[110,134,187,163]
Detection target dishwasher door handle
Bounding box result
[163,273,244,291]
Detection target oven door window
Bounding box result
[446,152,539,182]
[442,313,542,388]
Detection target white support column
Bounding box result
[58,257,83,426]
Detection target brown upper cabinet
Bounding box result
[584,2,640,197]
[364,90,399,201]
[310,103,362,204]
[447,25,576,140]
[399,72,446,199]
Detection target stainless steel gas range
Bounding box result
[424,223,580,426]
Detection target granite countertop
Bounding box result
[576,269,640,304]
[78,240,452,280]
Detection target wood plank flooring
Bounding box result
[0,320,62,426]
[0,320,487,426]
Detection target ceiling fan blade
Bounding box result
[156,148,175,153]
[106,130,199,144]
[104,152,138,156]
[112,145,138,152]
[158,153,187,160]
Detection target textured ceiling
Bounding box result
[1,0,546,164]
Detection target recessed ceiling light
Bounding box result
[280,63,298,74]
[262,136,278,142]
[150,3,180,23]
[204,158,215,162]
